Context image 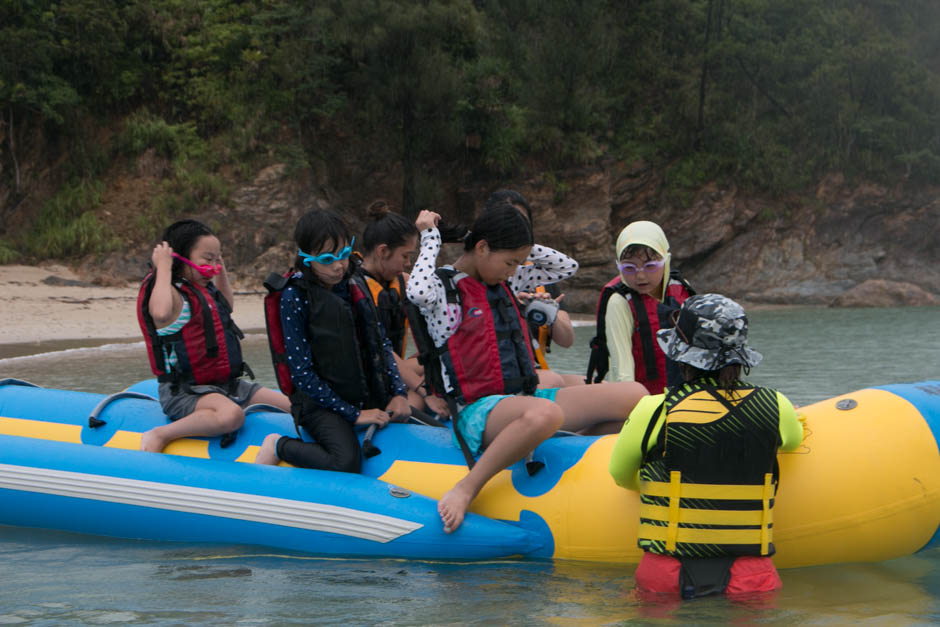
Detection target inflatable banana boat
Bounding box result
[0,378,938,567]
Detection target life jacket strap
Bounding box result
[761,472,773,555]
[186,283,218,358]
[639,523,772,550]
[667,470,681,551]
[632,294,659,382]
[639,503,769,526]
[640,473,776,556]
[641,479,774,501]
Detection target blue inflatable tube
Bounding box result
[2,379,939,566]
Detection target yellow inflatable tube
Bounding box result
[381,383,940,567]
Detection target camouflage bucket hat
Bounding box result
[656,294,763,371]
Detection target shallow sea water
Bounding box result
[1,306,939,625]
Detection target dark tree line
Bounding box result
[3,0,939,221]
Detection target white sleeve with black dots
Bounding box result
[508,244,580,294]
[405,228,462,348]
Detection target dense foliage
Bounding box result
[2,0,939,246]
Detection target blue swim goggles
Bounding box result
[298,237,355,266]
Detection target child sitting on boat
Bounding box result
[407,204,647,533]
[255,209,410,470]
[485,189,582,388]
[357,200,449,418]
[586,220,694,394]
[137,219,290,453]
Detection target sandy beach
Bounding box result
[0,264,267,350]
[0,263,600,349]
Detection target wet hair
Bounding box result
[360,199,419,255]
[620,244,662,261]
[293,209,353,284]
[485,189,532,224]
[161,219,215,281]
[440,202,533,252]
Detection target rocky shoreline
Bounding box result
[65,162,939,313]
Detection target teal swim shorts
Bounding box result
[454,388,560,456]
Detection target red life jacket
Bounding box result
[137,272,245,386]
[628,277,693,394]
[586,271,693,393]
[434,268,539,407]
[263,270,296,396]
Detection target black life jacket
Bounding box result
[637,379,783,559]
[264,269,393,411]
[585,269,694,391]
[137,272,246,386]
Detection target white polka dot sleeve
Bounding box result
[508,244,579,294]
[405,228,462,348]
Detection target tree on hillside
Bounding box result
[330,0,483,218]
[0,5,80,197]
[482,0,619,166]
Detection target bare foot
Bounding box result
[139,428,167,453]
[254,433,282,465]
[437,484,474,533]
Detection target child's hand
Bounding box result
[356,408,392,427]
[518,291,554,304]
[425,395,450,418]
[385,396,410,422]
[152,242,174,272]
[215,254,228,277]
[415,210,441,232]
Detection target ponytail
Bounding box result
[456,202,533,252]
[361,200,419,254]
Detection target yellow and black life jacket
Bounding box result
[362,270,409,357]
[637,379,783,558]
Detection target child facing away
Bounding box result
[586,220,694,394]
[608,294,804,600]
[255,209,410,470]
[407,204,648,533]
[137,219,290,452]
[485,189,581,388]
[357,199,449,418]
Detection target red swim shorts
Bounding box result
[635,552,782,597]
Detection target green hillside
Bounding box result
[2,0,939,262]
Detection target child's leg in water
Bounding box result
[140,392,245,452]
[438,396,563,533]
[553,381,647,434]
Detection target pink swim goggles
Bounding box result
[172,253,222,278]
